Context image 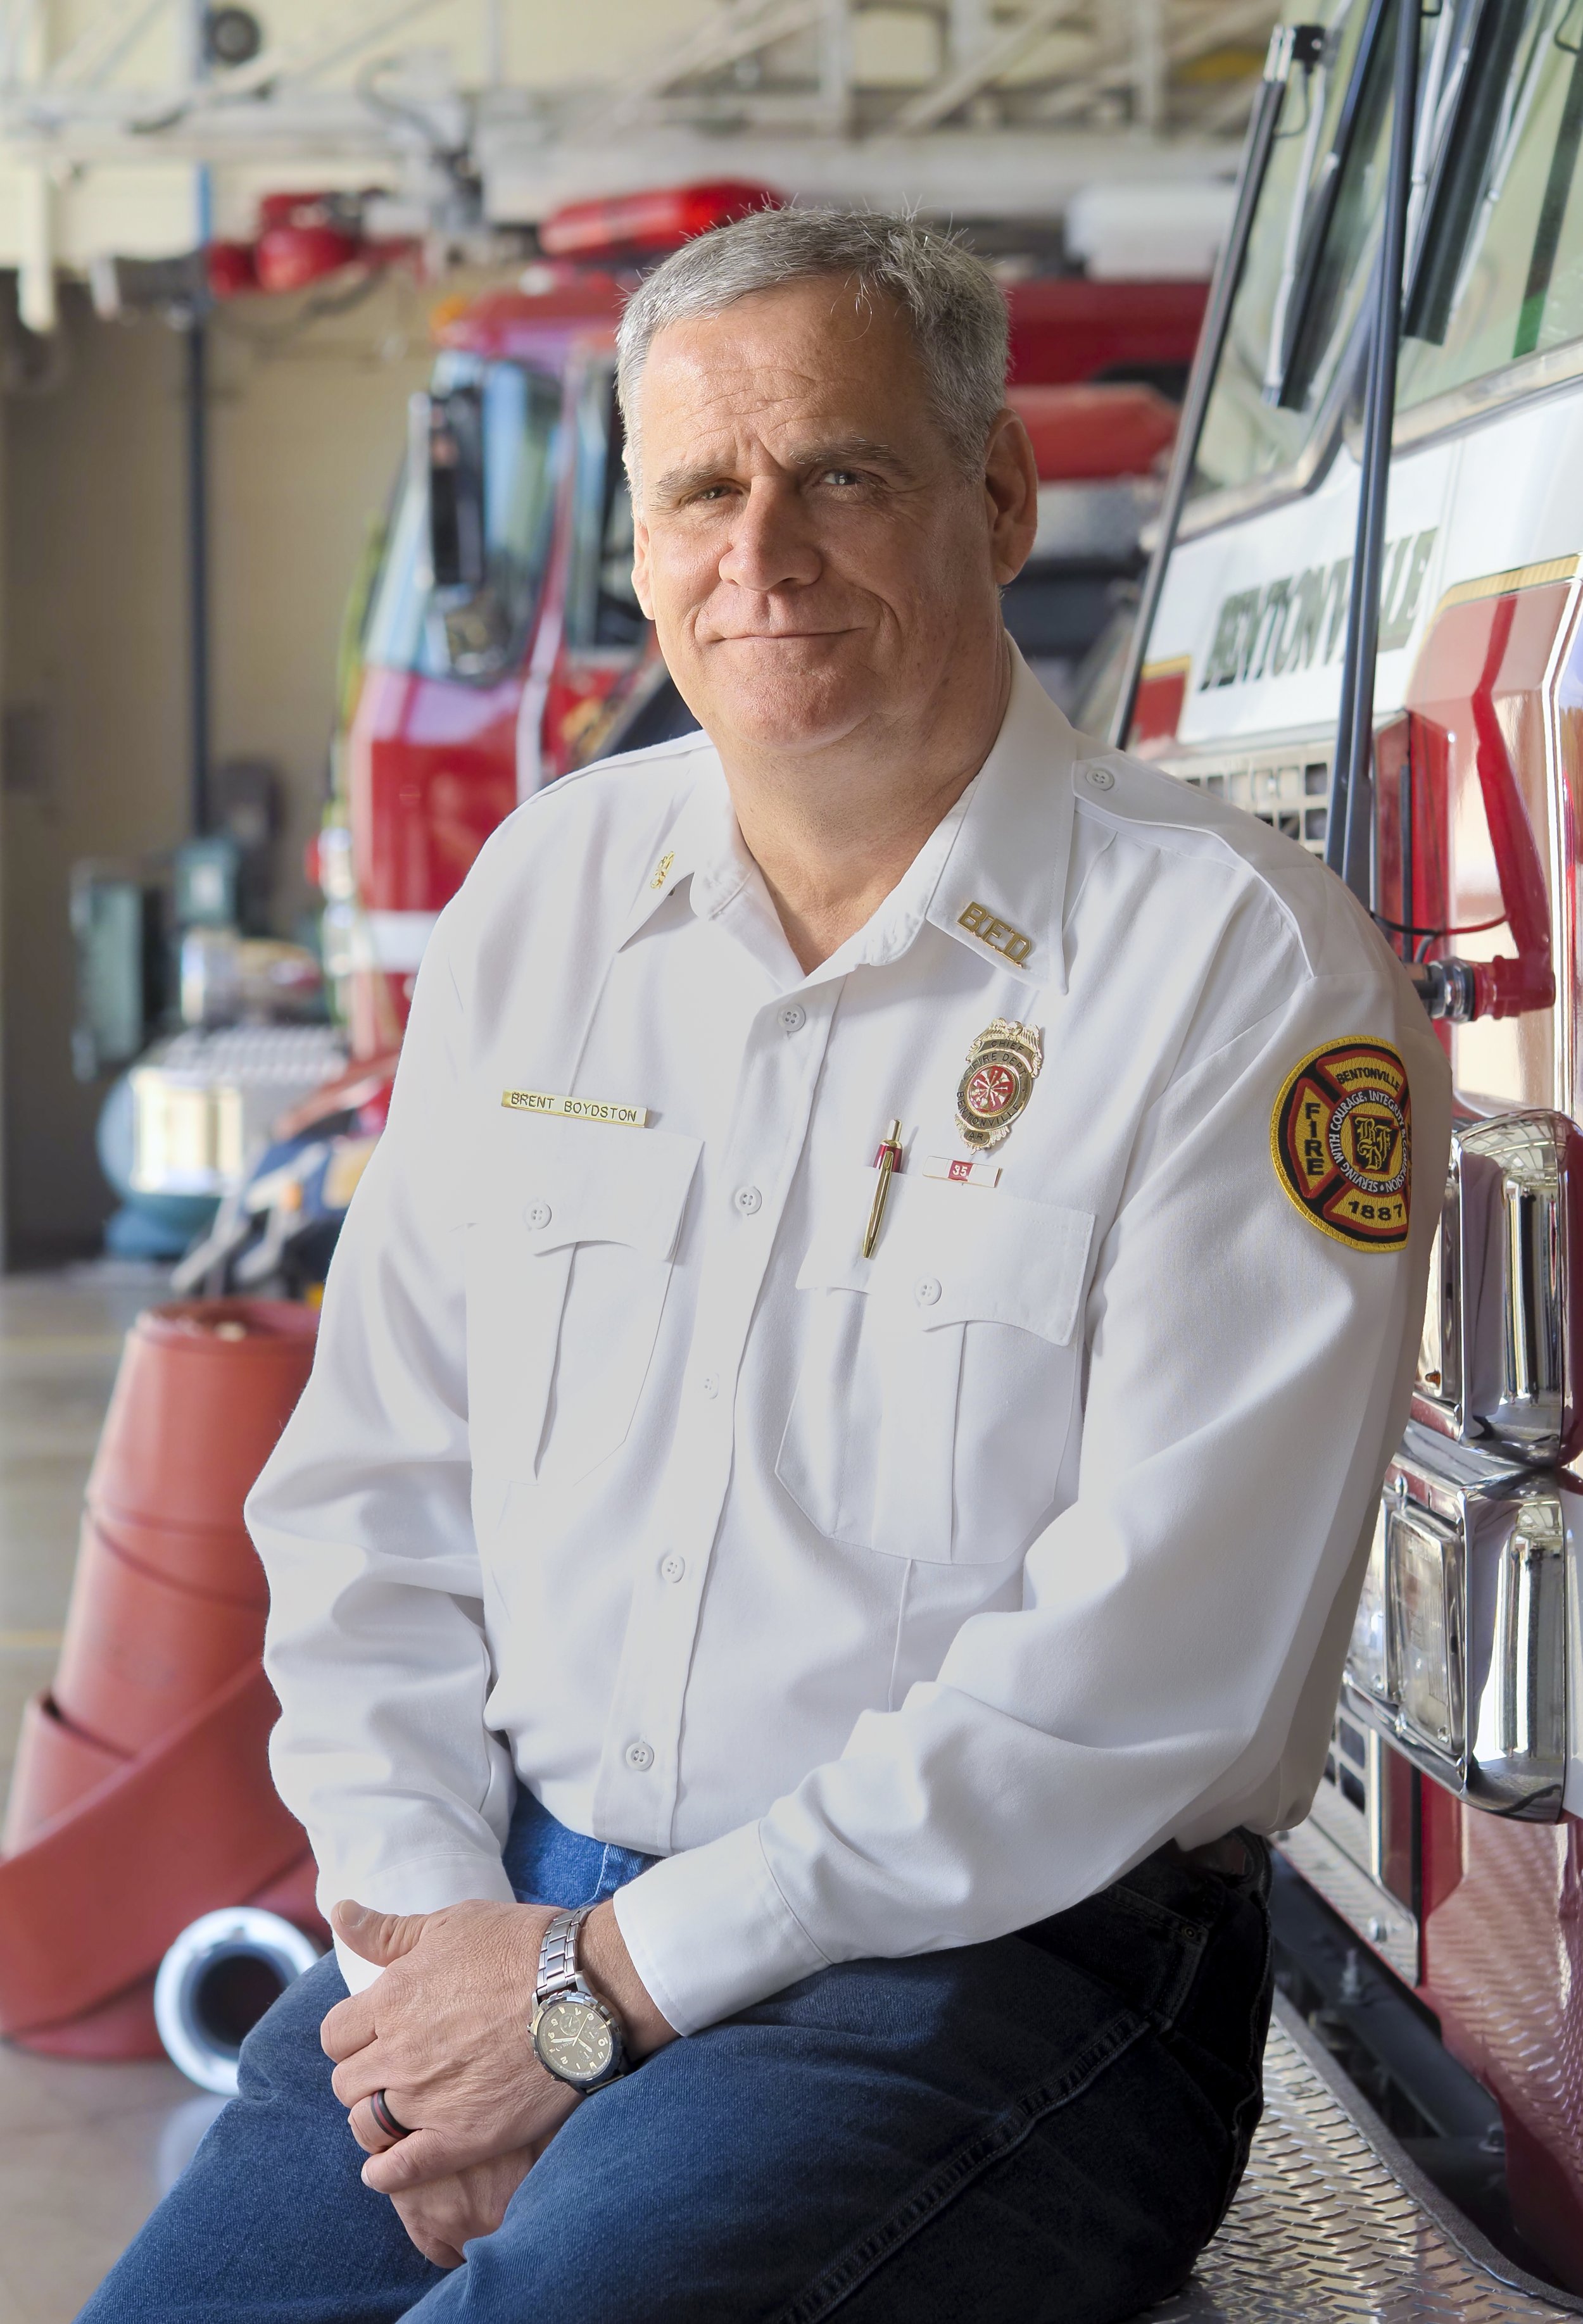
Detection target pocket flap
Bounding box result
[481,1114,701,1262]
[797,1168,1094,1346]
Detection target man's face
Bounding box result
[630,277,1036,760]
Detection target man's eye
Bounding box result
[819,469,861,487]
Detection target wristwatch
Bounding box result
[531,1907,629,2092]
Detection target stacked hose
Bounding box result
[0,1300,322,2059]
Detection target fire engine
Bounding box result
[176,181,1207,1297]
[1112,0,1583,2302]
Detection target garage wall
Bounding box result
[1,287,186,1262]
[0,268,460,1261]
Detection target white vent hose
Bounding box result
[155,1908,322,2095]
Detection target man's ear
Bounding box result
[983,409,1040,587]
[631,511,656,622]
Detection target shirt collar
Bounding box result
[617,741,741,950]
[621,647,1078,995]
[923,649,1077,996]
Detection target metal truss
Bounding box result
[0,0,1277,328]
[0,0,1281,165]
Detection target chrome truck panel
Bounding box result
[1415,1114,1583,1469]
[1144,1997,1583,2323]
[1344,1426,1570,1820]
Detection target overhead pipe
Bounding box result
[187,159,214,837]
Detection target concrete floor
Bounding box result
[0,1267,215,2324]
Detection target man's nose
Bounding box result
[717,479,821,595]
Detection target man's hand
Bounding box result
[321,1894,676,2195]
[389,2145,538,2270]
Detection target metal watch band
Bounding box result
[534,1907,591,2007]
[531,1906,630,2090]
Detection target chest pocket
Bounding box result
[776,1171,1093,1566]
[465,1115,702,1489]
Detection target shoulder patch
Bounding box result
[1271,1039,1411,1253]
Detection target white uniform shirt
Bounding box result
[249,653,1451,2037]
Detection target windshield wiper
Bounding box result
[1271,0,1394,411]
[1514,4,1583,356]
[1406,0,1532,345]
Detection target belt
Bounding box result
[1177,1833,1256,1880]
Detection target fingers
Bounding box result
[346,2094,412,2156]
[360,2126,468,2197]
[332,1900,430,1968]
[319,1990,379,2063]
[389,2147,538,2270]
[328,2047,389,2109]
[398,2216,464,2271]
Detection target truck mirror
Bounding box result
[424,386,486,593]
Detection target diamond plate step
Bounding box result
[1145,1997,1583,2323]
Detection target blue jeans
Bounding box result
[78,1793,1271,2323]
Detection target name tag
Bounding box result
[923,1155,1001,1188]
[500,1090,650,1127]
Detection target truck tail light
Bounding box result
[1342,1426,1568,1818]
[1414,1111,1583,1466]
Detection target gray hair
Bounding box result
[615,206,1009,491]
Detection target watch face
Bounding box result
[535,1995,614,2087]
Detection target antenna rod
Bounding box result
[1327,0,1420,903]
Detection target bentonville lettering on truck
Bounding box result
[1199,527,1437,689]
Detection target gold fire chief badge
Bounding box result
[955,1021,1044,1152]
[1271,1038,1411,1253]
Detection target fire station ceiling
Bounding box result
[0,0,1281,313]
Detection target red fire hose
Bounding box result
[0,1301,322,2057]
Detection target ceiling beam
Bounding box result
[889,0,1093,134]
[1035,0,1273,123]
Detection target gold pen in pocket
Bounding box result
[862,1120,904,1260]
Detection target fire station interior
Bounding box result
[5,0,1583,2317]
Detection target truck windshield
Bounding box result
[1190,0,1396,505]
[1399,0,1583,409]
[363,354,562,682]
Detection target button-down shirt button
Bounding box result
[735,1185,763,1215]
[701,1373,719,1398]
[914,1276,943,1307]
[1085,764,1115,791]
[526,1201,552,1229]
[660,1554,686,1585]
[778,1002,807,1033]
[625,1740,655,1771]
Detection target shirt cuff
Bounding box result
[320,1849,517,1995]
[612,1819,828,2036]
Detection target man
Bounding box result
[82,209,1448,2323]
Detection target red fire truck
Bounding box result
[1107,0,1583,2302]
